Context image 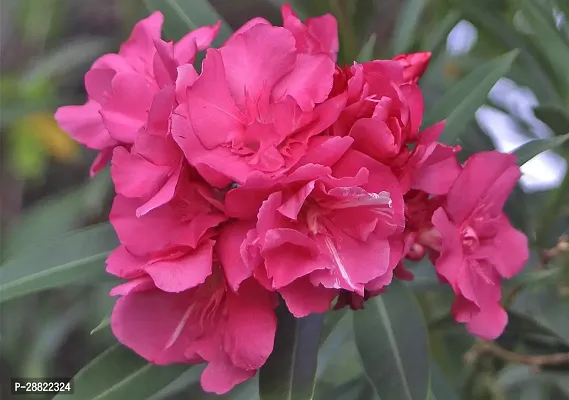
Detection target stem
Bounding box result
[474,341,569,367]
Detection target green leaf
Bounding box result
[259,304,324,400]
[54,344,193,400]
[429,362,458,400]
[389,0,427,56]
[513,133,569,165]
[356,34,377,62]
[0,223,117,303]
[144,0,232,45]
[455,1,560,102]
[23,38,111,83]
[353,280,430,400]
[515,0,569,98]
[534,105,569,136]
[4,169,111,258]
[423,50,519,144]
[423,10,461,57]
[90,314,111,335]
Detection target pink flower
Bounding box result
[171,19,346,186]
[108,173,227,257]
[328,58,424,168]
[281,3,339,61]
[55,12,219,175]
[110,272,277,394]
[224,149,404,316]
[110,86,185,215]
[430,151,529,339]
[393,52,431,84]
[397,121,462,195]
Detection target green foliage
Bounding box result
[3,0,569,399]
[259,306,323,400]
[353,280,431,400]
[423,49,519,144]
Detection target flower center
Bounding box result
[461,226,479,252]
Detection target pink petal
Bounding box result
[349,118,399,160]
[223,279,277,370]
[412,143,461,195]
[55,101,115,150]
[262,228,325,288]
[90,148,114,176]
[399,83,424,134]
[306,14,339,60]
[119,11,164,70]
[185,49,245,149]
[84,68,116,104]
[110,276,155,296]
[200,355,255,394]
[312,232,391,294]
[111,288,198,364]
[279,277,337,317]
[175,21,221,64]
[277,181,315,219]
[152,39,178,88]
[100,72,155,143]
[393,52,431,84]
[431,208,464,285]
[219,24,296,107]
[296,136,354,168]
[175,64,199,103]
[136,164,181,217]
[488,216,529,278]
[106,245,146,278]
[145,240,214,292]
[225,18,271,45]
[272,53,335,111]
[465,303,508,340]
[217,221,256,291]
[111,146,170,199]
[446,151,520,224]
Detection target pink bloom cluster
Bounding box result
[56,5,529,394]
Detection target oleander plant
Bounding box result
[1,1,568,399]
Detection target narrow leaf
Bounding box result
[429,361,458,400]
[54,344,192,400]
[4,169,111,258]
[423,10,460,56]
[516,0,569,97]
[389,0,427,55]
[513,133,569,165]
[144,0,232,45]
[423,50,519,144]
[90,314,111,335]
[23,38,111,83]
[259,304,324,400]
[0,223,117,303]
[353,280,430,400]
[357,34,377,62]
[456,1,560,102]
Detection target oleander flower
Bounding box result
[110,272,277,394]
[430,151,529,339]
[108,174,227,258]
[329,56,426,158]
[171,19,346,187]
[224,148,404,316]
[55,12,219,175]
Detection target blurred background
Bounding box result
[1,0,568,399]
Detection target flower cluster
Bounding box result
[56,5,529,394]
